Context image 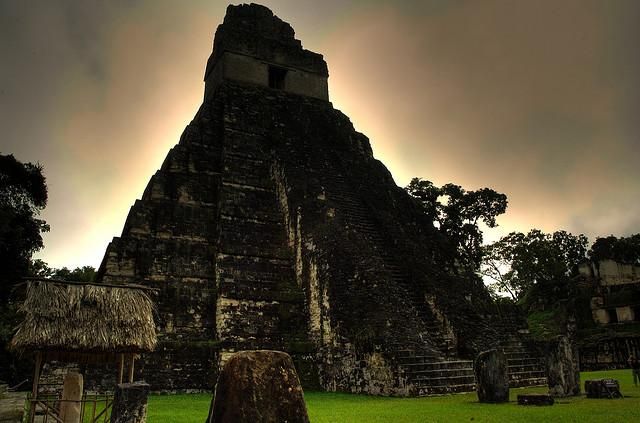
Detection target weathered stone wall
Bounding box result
[204,4,328,101]
[580,336,640,370]
[597,259,640,286]
[97,102,224,391]
[580,259,640,287]
[94,3,520,395]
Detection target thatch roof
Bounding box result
[10,279,157,360]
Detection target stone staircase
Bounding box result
[322,172,455,354]
[321,170,547,396]
[215,127,308,361]
[396,350,476,395]
[500,338,547,388]
[322,171,476,394]
[396,338,546,395]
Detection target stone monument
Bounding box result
[474,349,509,403]
[96,3,540,395]
[546,335,580,397]
[206,351,309,423]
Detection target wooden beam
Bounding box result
[31,351,42,399]
[29,351,42,423]
[128,354,135,383]
[118,353,124,384]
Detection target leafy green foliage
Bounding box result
[0,154,49,301]
[29,259,96,282]
[527,309,563,340]
[482,229,588,305]
[405,178,507,272]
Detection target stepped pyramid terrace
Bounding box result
[96,3,546,395]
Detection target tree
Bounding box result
[482,230,588,305]
[29,259,96,282]
[0,154,49,301]
[589,234,640,264]
[52,265,96,282]
[405,178,508,272]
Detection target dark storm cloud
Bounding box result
[58,1,124,81]
[324,0,640,242]
[1,0,638,267]
[0,0,223,267]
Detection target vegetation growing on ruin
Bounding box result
[482,229,588,305]
[589,234,640,264]
[405,178,508,273]
[527,310,563,341]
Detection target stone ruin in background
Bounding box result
[96,3,546,396]
[578,259,640,369]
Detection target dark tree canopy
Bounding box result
[30,259,96,282]
[589,234,640,264]
[405,178,508,272]
[0,154,49,301]
[482,229,588,305]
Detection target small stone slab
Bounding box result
[584,379,622,399]
[517,394,554,406]
[207,350,309,423]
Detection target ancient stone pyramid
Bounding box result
[98,4,543,395]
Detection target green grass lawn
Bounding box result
[147,370,640,422]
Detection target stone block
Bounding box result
[616,306,634,322]
[206,350,309,423]
[592,308,610,325]
[585,379,622,398]
[589,296,604,309]
[546,336,580,397]
[110,383,150,423]
[517,394,554,406]
[59,372,83,423]
[473,349,509,403]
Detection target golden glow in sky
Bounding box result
[1,0,639,268]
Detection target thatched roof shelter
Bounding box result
[10,279,157,362]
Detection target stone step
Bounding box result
[399,359,473,369]
[344,222,377,232]
[401,361,470,372]
[338,204,368,213]
[412,374,476,386]
[508,357,543,366]
[333,202,365,211]
[509,377,547,388]
[507,364,546,373]
[501,346,528,353]
[404,368,475,378]
[396,354,441,364]
[503,351,530,359]
[509,370,547,380]
[394,350,440,359]
[415,383,476,396]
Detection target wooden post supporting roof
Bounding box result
[29,351,42,423]
[118,353,124,384]
[128,354,135,383]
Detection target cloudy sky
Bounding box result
[1,0,639,269]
